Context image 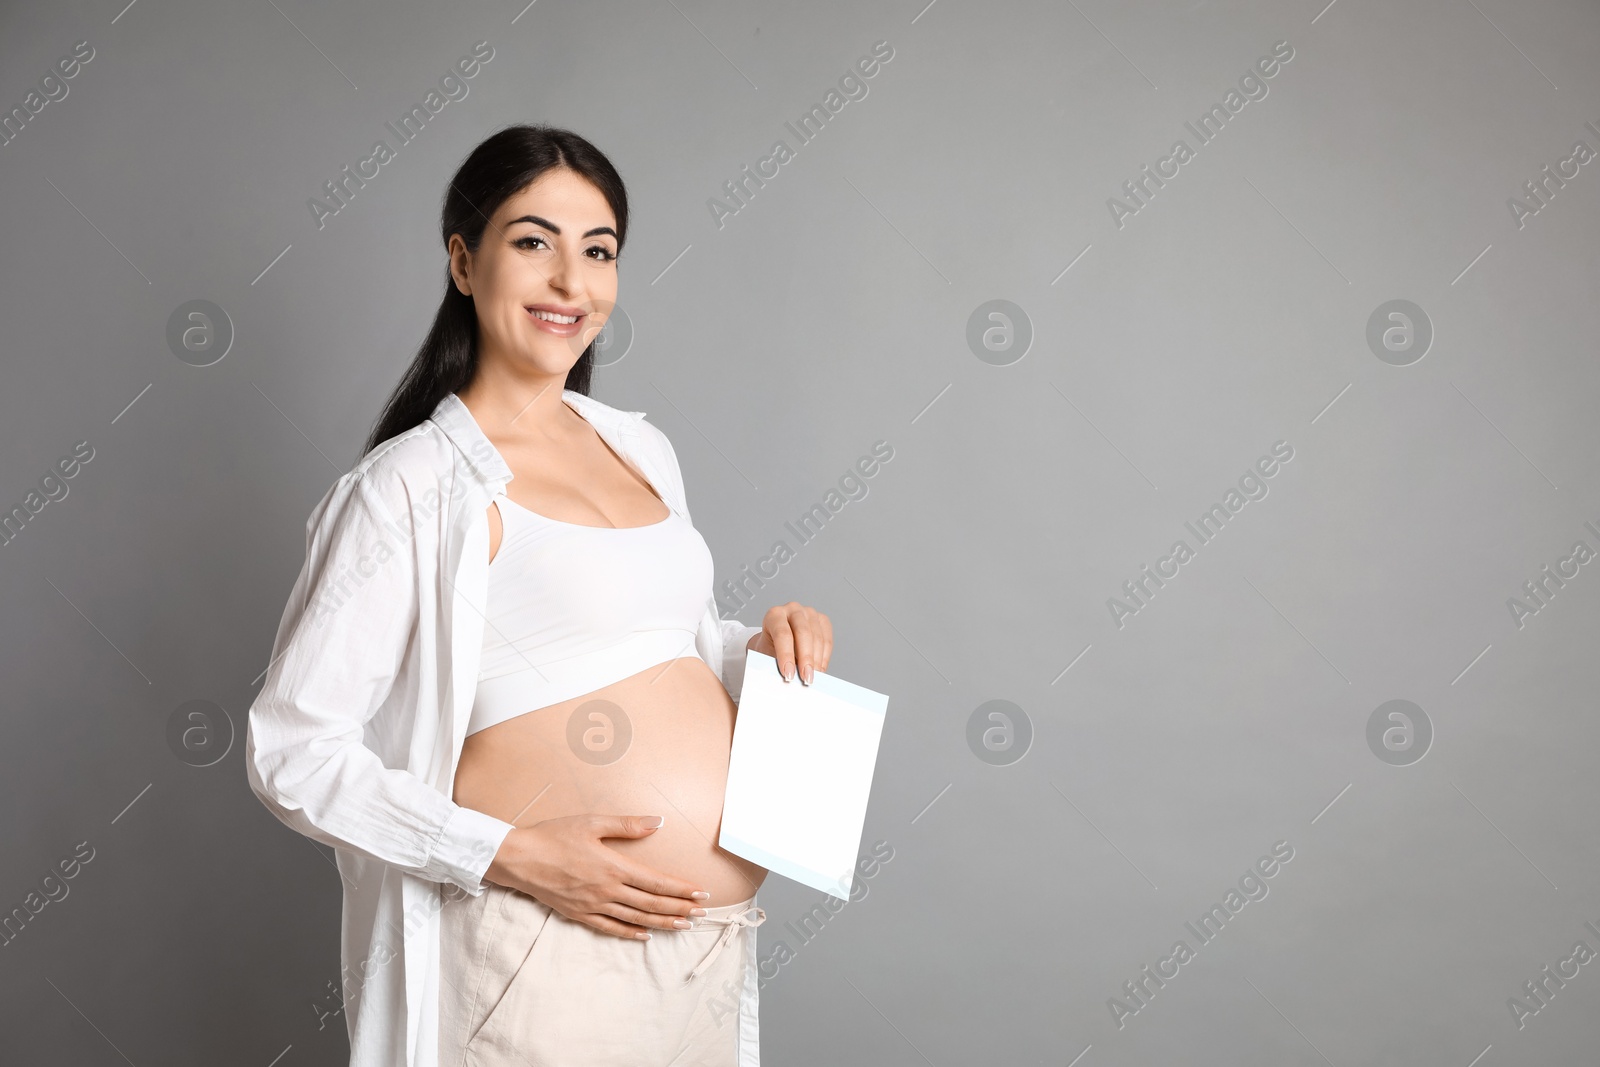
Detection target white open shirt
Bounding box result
[245,390,764,1066]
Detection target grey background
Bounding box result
[2,0,1598,1063]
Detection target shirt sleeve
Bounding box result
[719,617,766,704]
[244,464,515,896]
[637,417,765,703]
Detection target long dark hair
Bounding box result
[360,124,629,458]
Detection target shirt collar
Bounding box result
[428,389,646,487]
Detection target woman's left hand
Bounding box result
[747,602,832,685]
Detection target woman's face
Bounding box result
[449,166,619,379]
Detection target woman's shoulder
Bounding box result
[633,414,675,458]
[308,421,457,531]
[354,419,452,484]
[563,389,679,470]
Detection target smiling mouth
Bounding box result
[527,308,583,324]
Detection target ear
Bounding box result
[447,235,472,296]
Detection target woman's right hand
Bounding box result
[485,815,710,940]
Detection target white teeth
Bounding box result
[530,309,579,324]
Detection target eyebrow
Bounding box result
[507,214,617,240]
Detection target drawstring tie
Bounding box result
[684,905,766,983]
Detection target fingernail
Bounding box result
[802,666,813,685]
[691,891,710,900]
[690,908,708,917]
[637,932,651,941]
[673,919,692,929]
[782,665,794,682]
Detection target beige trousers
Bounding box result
[439,881,766,1066]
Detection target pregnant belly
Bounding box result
[452,655,768,907]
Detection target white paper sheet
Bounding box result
[718,649,890,898]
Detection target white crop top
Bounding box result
[466,490,715,736]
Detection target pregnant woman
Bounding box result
[245,125,832,1067]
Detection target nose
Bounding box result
[540,243,579,300]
